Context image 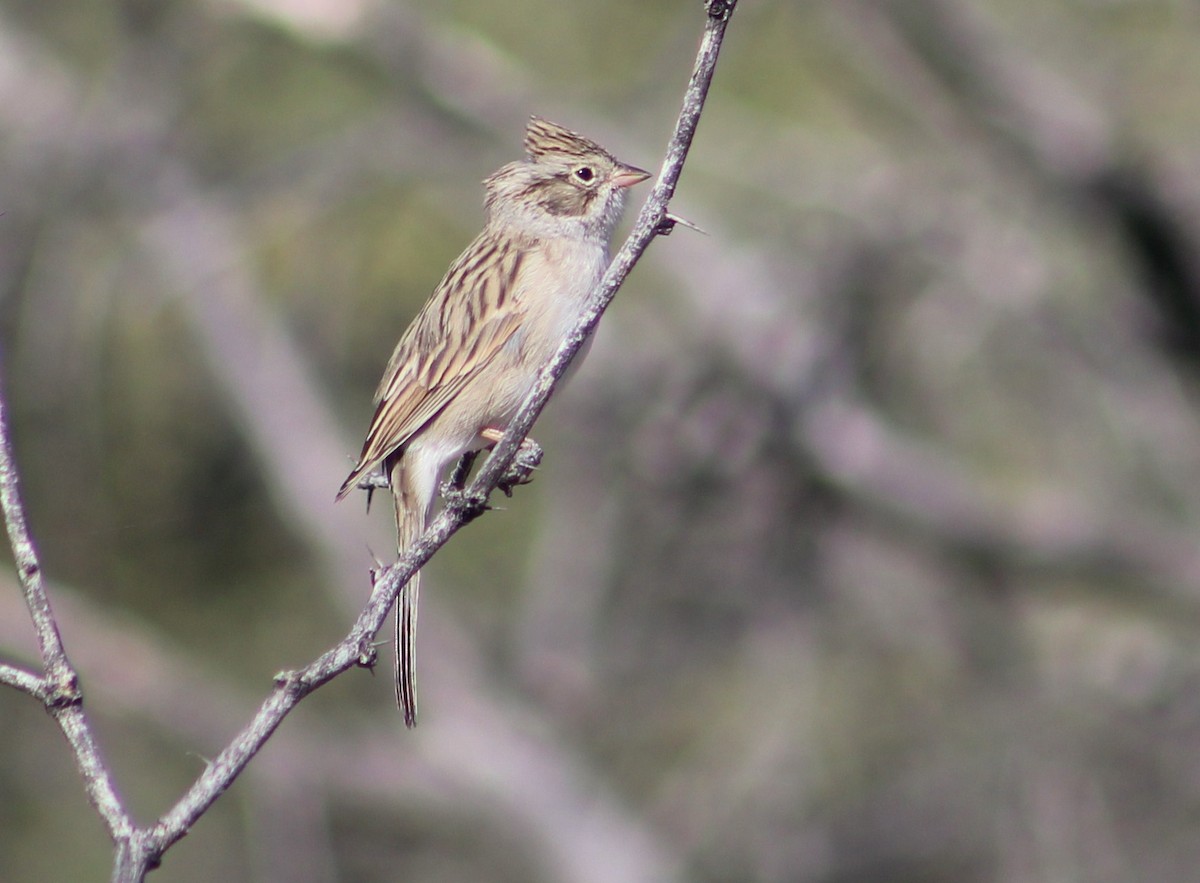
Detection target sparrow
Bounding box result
[338,117,649,726]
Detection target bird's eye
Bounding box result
[574,166,595,183]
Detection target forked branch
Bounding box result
[0,2,739,880]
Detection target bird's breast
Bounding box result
[519,237,609,347]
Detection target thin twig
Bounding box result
[0,660,47,698]
[0,380,71,689]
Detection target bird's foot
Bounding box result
[440,480,490,518]
[499,438,543,497]
[479,429,543,497]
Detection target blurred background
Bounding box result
[4,0,1200,880]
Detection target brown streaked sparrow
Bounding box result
[338,117,649,726]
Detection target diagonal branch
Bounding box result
[109,1,741,876]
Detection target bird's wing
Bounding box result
[336,232,529,500]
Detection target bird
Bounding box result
[337,116,650,726]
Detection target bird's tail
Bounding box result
[391,460,423,728]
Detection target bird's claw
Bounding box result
[498,438,543,497]
[441,483,490,517]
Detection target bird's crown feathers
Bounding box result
[524,116,613,164]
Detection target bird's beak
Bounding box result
[613,164,652,189]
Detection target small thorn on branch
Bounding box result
[706,0,734,21]
[356,641,378,671]
[356,473,390,491]
[656,211,707,237]
[355,471,390,512]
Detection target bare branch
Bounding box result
[83,3,738,877]
[0,368,136,852]
[0,380,71,687]
[0,576,683,883]
[0,661,46,698]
